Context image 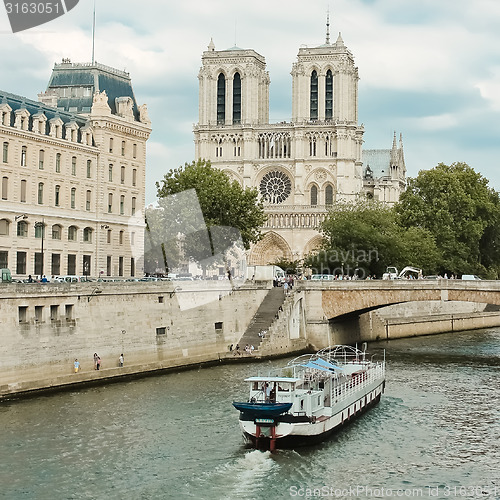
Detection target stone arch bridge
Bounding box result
[280,280,500,348]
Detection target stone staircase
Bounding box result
[237,286,285,350]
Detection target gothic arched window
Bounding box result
[217,73,225,125]
[233,72,241,124]
[310,185,318,206]
[325,69,333,120]
[310,70,318,120]
[325,184,334,205]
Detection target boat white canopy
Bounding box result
[244,376,301,383]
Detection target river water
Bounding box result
[0,328,499,500]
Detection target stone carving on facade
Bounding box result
[138,104,151,126]
[314,169,327,182]
[91,90,111,115]
[115,96,135,121]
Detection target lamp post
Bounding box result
[34,218,45,278]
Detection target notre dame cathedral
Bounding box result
[193,22,406,266]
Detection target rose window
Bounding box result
[259,171,292,204]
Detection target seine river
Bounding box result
[0,328,499,500]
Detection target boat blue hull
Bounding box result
[232,402,292,418]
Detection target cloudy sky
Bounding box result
[1,0,500,203]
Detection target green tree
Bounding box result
[304,200,439,277]
[155,159,266,269]
[396,162,500,277]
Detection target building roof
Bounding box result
[362,149,391,178]
[0,90,88,128]
[46,60,139,119]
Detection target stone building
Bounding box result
[0,60,151,278]
[194,26,406,266]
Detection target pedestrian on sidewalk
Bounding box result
[73,359,80,373]
[96,356,101,370]
[93,353,98,370]
[119,354,124,367]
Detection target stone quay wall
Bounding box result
[0,281,269,399]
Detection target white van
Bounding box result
[461,275,481,280]
[54,276,92,283]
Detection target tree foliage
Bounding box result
[396,162,500,278]
[155,159,266,268]
[304,199,439,278]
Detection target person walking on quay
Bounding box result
[73,359,80,373]
[93,353,98,370]
[96,356,101,370]
[119,354,124,367]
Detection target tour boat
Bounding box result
[232,345,385,451]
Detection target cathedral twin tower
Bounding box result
[194,29,405,266]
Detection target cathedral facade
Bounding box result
[193,30,406,266]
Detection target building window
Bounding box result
[120,195,124,215]
[133,143,137,158]
[0,219,9,236]
[108,193,113,213]
[325,69,333,120]
[259,170,292,204]
[71,187,76,209]
[18,306,28,323]
[325,184,334,205]
[1,176,7,200]
[35,305,43,323]
[156,327,166,335]
[67,255,76,275]
[118,256,123,276]
[55,185,60,206]
[310,185,318,206]
[106,255,111,276]
[217,73,225,125]
[130,257,135,276]
[131,232,135,245]
[107,229,112,244]
[86,190,91,211]
[50,304,59,321]
[68,226,77,241]
[51,254,60,276]
[17,251,27,274]
[0,251,7,269]
[39,150,44,169]
[21,146,27,167]
[86,159,91,178]
[52,224,61,240]
[119,230,124,245]
[83,227,93,243]
[121,140,125,156]
[233,72,241,124]
[17,220,28,237]
[131,197,136,216]
[121,166,125,184]
[108,165,113,182]
[83,255,91,276]
[35,222,45,239]
[71,156,76,175]
[310,70,318,120]
[109,137,113,153]
[20,179,27,203]
[38,182,44,204]
[2,142,8,163]
[132,168,137,186]
[55,153,61,173]
[309,138,317,157]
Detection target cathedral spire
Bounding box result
[326,9,331,45]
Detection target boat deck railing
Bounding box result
[332,363,385,404]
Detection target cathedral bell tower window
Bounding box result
[325,70,333,120]
[233,72,241,125]
[325,185,334,206]
[217,73,226,125]
[310,70,318,120]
